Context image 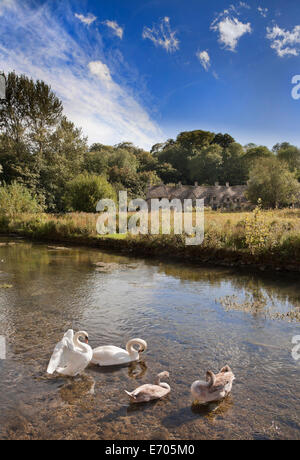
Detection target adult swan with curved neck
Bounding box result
[91,338,147,366]
[47,329,93,377]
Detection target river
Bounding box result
[0,238,299,440]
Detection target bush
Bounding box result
[0,182,43,218]
[64,173,116,213]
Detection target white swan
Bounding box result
[91,338,147,366]
[47,329,93,377]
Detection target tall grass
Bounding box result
[1,207,300,265]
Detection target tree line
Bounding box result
[0,71,300,212]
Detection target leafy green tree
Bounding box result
[277,144,300,174]
[188,144,223,185]
[213,133,235,149]
[0,182,44,218]
[136,150,158,172]
[156,143,190,182]
[243,146,273,169]
[0,71,62,149]
[155,162,179,184]
[246,157,300,208]
[0,72,88,211]
[65,174,116,213]
[176,130,215,150]
[220,142,248,185]
[39,117,87,211]
[272,142,291,153]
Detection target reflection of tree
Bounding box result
[152,260,300,309]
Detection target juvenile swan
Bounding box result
[47,329,93,377]
[191,365,235,404]
[91,338,147,366]
[125,371,170,403]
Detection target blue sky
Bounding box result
[0,0,300,149]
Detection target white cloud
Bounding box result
[258,6,268,18]
[75,13,97,26]
[196,50,211,71]
[0,0,16,15]
[142,17,179,53]
[0,1,161,149]
[103,20,123,39]
[266,25,300,57]
[211,8,252,52]
[88,61,113,85]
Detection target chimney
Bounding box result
[194,181,198,187]
[226,182,230,188]
[215,182,219,187]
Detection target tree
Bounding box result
[0,72,88,211]
[0,72,62,149]
[155,162,179,183]
[39,117,87,211]
[242,146,274,178]
[65,174,116,213]
[136,150,158,172]
[246,157,300,208]
[156,143,190,182]
[220,142,248,185]
[176,130,215,150]
[277,144,300,174]
[188,144,223,185]
[213,133,235,149]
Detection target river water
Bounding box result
[0,238,299,440]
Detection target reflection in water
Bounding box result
[90,360,148,380]
[59,375,95,405]
[0,238,299,440]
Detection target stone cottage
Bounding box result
[146,182,252,210]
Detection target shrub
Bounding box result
[0,182,43,218]
[64,173,116,213]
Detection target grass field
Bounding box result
[1,207,300,269]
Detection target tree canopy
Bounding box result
[0,71,300,211]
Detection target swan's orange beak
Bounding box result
[84,337,89,344]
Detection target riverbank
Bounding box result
[1,209,300,272]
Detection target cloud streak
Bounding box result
[103,20,124,39]
[142,17,179,53]
[266,24,300,57]
[0,1,161,149]
[75,12,97,26]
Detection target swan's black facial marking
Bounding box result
[84,336,89,344]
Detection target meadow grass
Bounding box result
[1,208,300,269]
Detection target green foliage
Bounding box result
[0,72,87,211]
[243,145,273,170]
[213,133,235,149]
[0,182,43,218]
[188,144,223,184]
[1,71,300,214]
[277,145,300,174]
[176,130,215,150]
[244,199,271,253]
[246,157,300,208]
[65,173,116,213]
